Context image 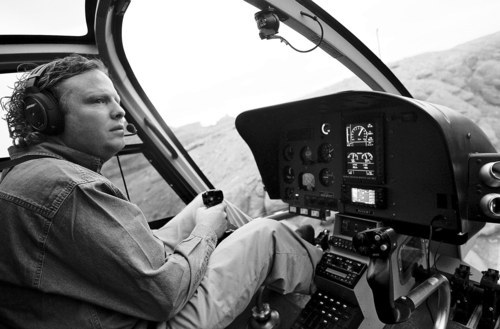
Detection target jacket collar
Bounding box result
[8,138,104,173]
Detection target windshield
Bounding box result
[122,0,500,146]
[121,0,500,269]
[121,0,500,196]
[122,1,366,128]
[124,0,500,127]
[121,0,372,218]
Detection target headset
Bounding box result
[23,64,64,135]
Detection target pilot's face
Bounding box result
[56,69,126,162]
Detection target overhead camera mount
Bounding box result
[254,8,324,53]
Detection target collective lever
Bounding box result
[353,227,450,329]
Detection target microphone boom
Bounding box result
[126,123,137,135]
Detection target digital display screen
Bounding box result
[326,268,348,278]
[351,188,376,205]
[339,216,377,237]
[345,122,377,178]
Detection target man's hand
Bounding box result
[195,203,228,239]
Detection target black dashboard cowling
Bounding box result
[235,91,496,244]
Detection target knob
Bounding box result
[479,193,500,220]
[479,162,500,188]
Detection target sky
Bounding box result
[315,0,500,63]
[1,0,500,156]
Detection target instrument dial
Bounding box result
[301,146,313,164]
[347,152,359,162]
[361,152,373,162]
[319,168,335,186]
[283,166,295,183]
[346,123,375,147]
[284,187,296,200]
[350,125,368,142]
[318,143,334,163]
[283,144,294,161]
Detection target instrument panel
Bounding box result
[236,91,495,244]
[280,111,387,217]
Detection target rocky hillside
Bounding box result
[397,32,500,150]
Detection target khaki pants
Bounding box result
[155,200,323,329]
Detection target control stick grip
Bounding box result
[202,189,235,244]
[202,189,224,207]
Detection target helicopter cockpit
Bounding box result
[0,0,499,328]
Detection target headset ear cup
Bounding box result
[24,91,63,135]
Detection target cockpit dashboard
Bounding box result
[236,90,498,244]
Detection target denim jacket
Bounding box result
[0,140,217,329]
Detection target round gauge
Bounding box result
[283,166,295,183]
[318,143,334,163]
[284,187,295,200]
[319,168,335,186]
[283,145,294,161]
[347,152,359,162]
[301,146,313,164]
[350,125,368,142]
[361,152,373,162]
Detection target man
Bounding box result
[0,54,322,329]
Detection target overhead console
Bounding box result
[236,91,500,244]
